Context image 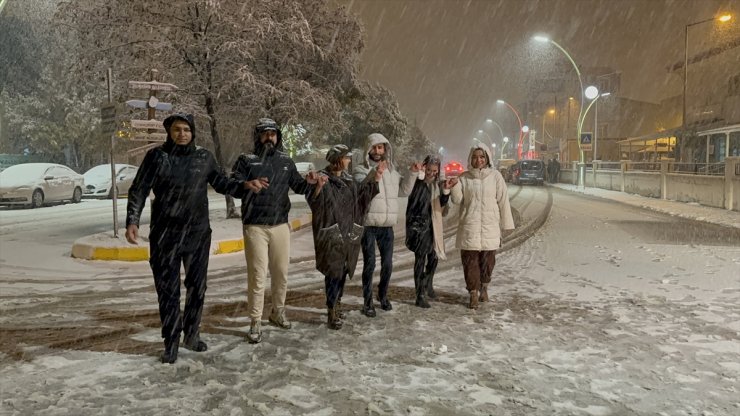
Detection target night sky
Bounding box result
[344,0,738,155]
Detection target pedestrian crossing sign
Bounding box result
[580,132,593,151]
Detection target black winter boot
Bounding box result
[426,272,437,299]
[362,298,376,318]
[160,338,179,364]
[414,274,430,308]
[378,296,393,311]
[183,333,208,352]
[327,307,343,330]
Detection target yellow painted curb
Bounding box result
[289,214,312,231]
[92,246,150,261]
[73,213,313,262]
[214,238,244,255]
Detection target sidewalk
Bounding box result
[551,183,740,229]
[71,195,312,262]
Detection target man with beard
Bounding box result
[126,113,249,364]
[231,118,312,344]
[353,133,414,317]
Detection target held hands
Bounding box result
[375,160,387,181]
[306,171,320,185]
[125,224,139,245]
[311,173,329,196]
[245,177,269,193]
[410,161,424,173]
[443,177,459,190]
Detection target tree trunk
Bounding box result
[204,93,239,219]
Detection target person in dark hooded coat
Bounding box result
[306,144,382,330]
[125,113,248,364]
[404,155,457,308]
[231,118,312,344]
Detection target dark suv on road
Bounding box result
[511,159,545,185]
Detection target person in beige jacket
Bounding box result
[450,142,515,309]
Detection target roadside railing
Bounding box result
[670,162,725,176]
[561,158,739,211]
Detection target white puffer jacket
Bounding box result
[451,143,515,250]
[353,133,413,227]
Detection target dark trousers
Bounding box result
[414,250,439,281]
[361,226,394,301]
[149,226,212,342]
[325,272,348,308]
[460,250,496,292]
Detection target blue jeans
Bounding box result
[361,226,394,302]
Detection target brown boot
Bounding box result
[327,307,343,330]
[479,284,489,302]
[336,301,347,320]
[469,290,479,309]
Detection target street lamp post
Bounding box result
[681,14,732,158]
[534,36,584,159]
[593,92,610,160]
[501,137,510,160]
[485,119,506,142]
[571,86,603,187]
[542,108,556,148]
[477,129,495,148]
[497,99,524,160]
[534,35,591,185]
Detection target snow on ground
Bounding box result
[1,187,739,415]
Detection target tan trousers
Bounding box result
[243,223,290,321]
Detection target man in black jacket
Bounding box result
[125,113,247,364]
[231,118,311,344]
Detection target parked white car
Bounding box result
[83,164,138,198]
[0,163,84,208]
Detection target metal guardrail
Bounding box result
[669,163,725,176]
[587,161,729,176]
[628,162,661,172]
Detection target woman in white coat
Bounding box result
[450,142,515,309]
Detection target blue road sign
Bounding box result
[580,132,593,151]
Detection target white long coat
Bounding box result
[451,143,515,251]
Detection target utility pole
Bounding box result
[105,68,119,238]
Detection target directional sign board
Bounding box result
[126,99,173,111]
[130,119,165,130]
[131,132,167,142]
[580,132,593,152]
[128,81,178,92]
[100,103,118,136]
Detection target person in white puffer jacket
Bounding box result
[353,133,414,316]
[450,142,515,309]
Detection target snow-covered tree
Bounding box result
[56,0,364,216]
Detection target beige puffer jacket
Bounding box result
[353,133,412,227]
[451,142,515,250]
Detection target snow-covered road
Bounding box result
[1,186,739,415]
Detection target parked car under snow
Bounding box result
[83,164,138,198]
[0,163,84,208]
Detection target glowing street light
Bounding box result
[484,119,506,142]
[682,13,733,144]
[477,129,496,148]
[497,99,525,160]
[533,34,586,169]
[500,136,510,160]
